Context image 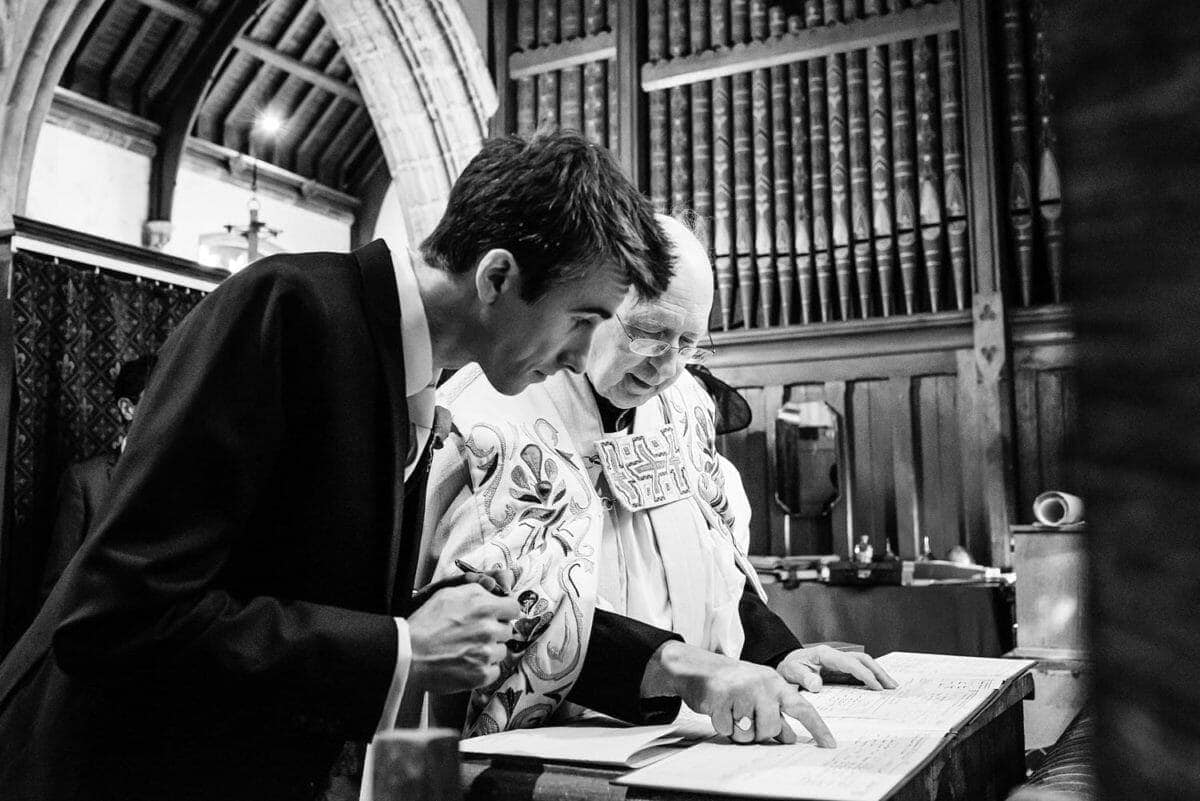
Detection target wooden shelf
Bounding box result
[641,1,959,92]
[508,31,616,79]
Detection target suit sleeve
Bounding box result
[738,583,803,668]
[38,466,88,605]
[568,609,683,724]
[52,268,398,738]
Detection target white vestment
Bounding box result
[421,367,762,733]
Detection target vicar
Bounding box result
[423,216,894,747]
[0,131,674,801]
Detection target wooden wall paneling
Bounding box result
[850,379,891,552]
[718,349,959,387]
[870,377,897,549]
[778,382,835,554]
[823,379,855,555]
[890,375,921,558]
[717,385,771,554]
[916,373,966,557]
[955,348,989,562]
[761,384,786,554]
[1035,368,1065,494]
[1014,367,1041,523]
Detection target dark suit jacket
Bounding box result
[38,453,117,604]
[0,241,678,801]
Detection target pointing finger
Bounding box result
[782,691,837,749]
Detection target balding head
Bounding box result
[587,215,714,408]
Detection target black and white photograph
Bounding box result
[0,1,1192,800]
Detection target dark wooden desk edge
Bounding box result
[955,671,1035,742]
[460,673,1035,801]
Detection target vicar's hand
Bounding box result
[775,646,898,692]
[642,641,837,748]
[407,583,521,693]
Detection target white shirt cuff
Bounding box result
[374,617,412,734]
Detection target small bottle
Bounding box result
[853,535,874,564]
[921,536,935,561]
[882,538,898,562]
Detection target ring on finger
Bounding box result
[735,715,753,732]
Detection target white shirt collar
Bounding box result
[388,245,434,397]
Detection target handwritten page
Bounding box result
[618,652,1035,800]
[459,707,717,769]
[876,651,1035,684]
[805,676,1002,732]
[616,720,944,801]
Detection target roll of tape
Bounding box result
[1033,491,1085,526]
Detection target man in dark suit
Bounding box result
[0,131,677,801]
[38,354,157,605]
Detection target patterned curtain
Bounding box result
[3,250,206,650]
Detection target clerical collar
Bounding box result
[589,380,636,433]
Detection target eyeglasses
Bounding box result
[614,313,716,364]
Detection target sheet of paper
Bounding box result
[617,720,945,801]
[459,706,717,769]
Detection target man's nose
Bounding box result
[557,342,588,374]
[648,348,682,380]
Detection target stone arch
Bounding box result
[317,0,497,246]
[0,0,495,253]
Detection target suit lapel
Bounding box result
[353,239,411,611]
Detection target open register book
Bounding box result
[614,651,1035,801]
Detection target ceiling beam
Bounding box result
[149,0,263,223]
[233,36,363,105]
[136,0,206,29]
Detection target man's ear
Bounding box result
[474,249,520,305]
[117,397,136,423]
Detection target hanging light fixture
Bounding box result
[197,111,286,273]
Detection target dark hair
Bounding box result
[114,354,157,403]
[419,130,674,302]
